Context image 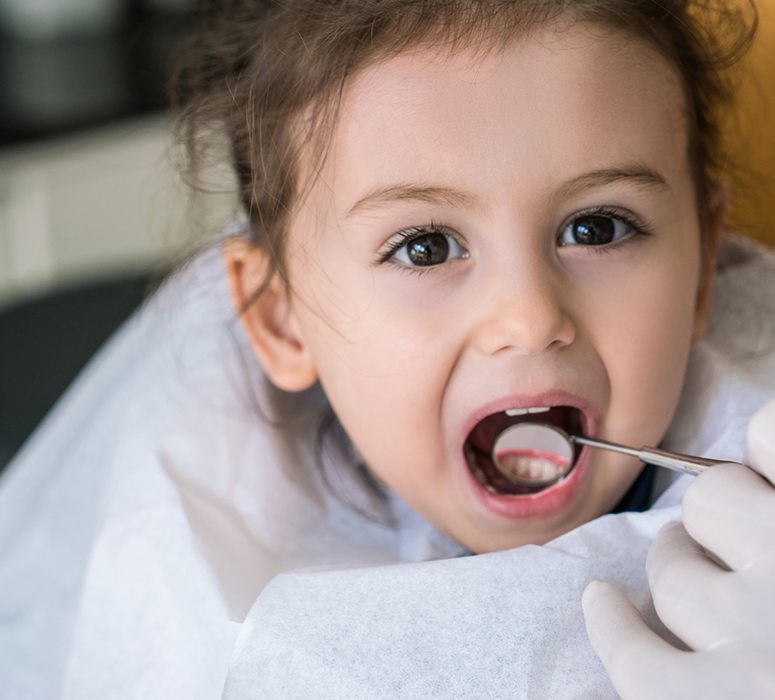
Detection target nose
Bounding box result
[471,268,576,357]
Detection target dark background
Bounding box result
[0,1,197,147]
[0,1,198,469]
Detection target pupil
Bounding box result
[573,215,615,245]
[407,233,449,266]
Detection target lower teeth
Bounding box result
[495,454,561,482]
[470,462,491,489]
[465,443,568,495]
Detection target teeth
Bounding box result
[504,406,551,417]
[497,455,561,482]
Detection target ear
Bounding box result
[223,238,318,392]
[691,184,728,342]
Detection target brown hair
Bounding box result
[174,0,757,292]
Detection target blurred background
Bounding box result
[0,0,236,469]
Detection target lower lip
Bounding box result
[460,446,590,520]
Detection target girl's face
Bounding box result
[239,25,719,553]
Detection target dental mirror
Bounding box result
[491,422,575,488]
[492,421,742,490]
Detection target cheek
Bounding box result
[587,237,701,439]
[292,243,458,376]
[289,257,457,465]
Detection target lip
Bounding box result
[457,390,599,520]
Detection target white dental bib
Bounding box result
[1,234,773,699]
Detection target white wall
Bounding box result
[0,114,239,308]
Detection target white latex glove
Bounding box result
[582,398,775,699]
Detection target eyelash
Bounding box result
[375,207,654,273]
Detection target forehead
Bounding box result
[302,24,689,219]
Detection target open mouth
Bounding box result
[463,405,586,495]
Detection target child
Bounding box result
[2,0,775,697]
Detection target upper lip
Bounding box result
[458,390,599,452]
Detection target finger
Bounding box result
[746,399,775,485]
[682,462,775,571]
[582,580,685,699]
[647,522,732,651]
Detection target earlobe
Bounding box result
[691,185,728,342]
[223,238,318,392]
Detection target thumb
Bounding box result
[582,581,678,698]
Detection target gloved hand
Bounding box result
[582,398,775,699]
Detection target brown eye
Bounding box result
[571,215,614,244]
[407,233,450,266]
[558,212,635,247]
[387,227,468,268]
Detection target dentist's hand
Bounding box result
[582,399,775,699]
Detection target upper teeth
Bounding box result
[505,406,551,417]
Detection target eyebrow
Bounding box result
[346,183,477,218]
[344,164,670,218]
[557,165,670,200]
